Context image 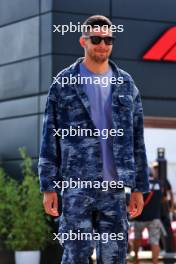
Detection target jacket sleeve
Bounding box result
[132,85,149,193]
[38,82,62,193]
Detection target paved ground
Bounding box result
[92,260,175,263]
[91,250,176,263]
[92,257,176,263]
[91,258,166,264]
[127,260,166,263]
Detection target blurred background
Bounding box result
[0,0,176,263]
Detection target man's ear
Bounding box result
[79,36,86,48]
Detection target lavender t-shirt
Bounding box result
[79,63,117,181]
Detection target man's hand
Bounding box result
[43,192,59,216]
[128,192,144,218]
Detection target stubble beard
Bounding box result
[87,49,110,64]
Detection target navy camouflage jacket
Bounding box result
[38,58,149,193]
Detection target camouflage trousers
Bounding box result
[58,187,129,264]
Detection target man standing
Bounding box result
[38,15,149,264]
[133,165,162,264]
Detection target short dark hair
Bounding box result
[82,15,112,35]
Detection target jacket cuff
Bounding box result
[131,186,149,193]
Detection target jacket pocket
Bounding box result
[113,95,133,111]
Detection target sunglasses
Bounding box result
[84,35,115,45]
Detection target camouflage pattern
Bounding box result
[58,187,129,264]
[38,57,149,263]
[38,57,149,193]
